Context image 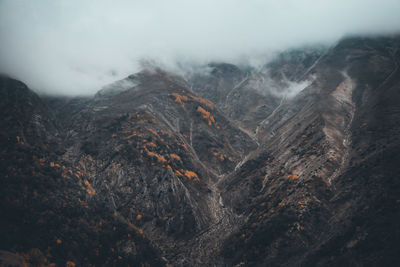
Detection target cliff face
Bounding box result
[1,36,400,266]
[0,75,164,266]
[219,36,400,266]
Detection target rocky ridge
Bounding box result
[1,35,400,266]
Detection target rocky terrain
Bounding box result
[1,35,399,266]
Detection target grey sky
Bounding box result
[1,0,399,95]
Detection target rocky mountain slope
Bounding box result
[220,36,400,266]
[1,35,399,266]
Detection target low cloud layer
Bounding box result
[1,0,400,95]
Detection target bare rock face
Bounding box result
[1,35,400,266]
[0,75,164,266]
[220,36,400,266]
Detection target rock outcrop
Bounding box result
[1,35,400,266]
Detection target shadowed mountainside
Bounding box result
[1,35,400,266]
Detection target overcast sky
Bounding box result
[1,0,400,95]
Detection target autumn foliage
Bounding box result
[171,93,188,108]
[16,135,24,145]
[66,261,76,267]
[84,180,96,195]
[146,150,167,164]
[197,106,215,126]
[183,170,198,180]
[169,153,182,162]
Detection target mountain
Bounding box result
[0,75,163,266]
[219,36,400,266]
[1,35,400,266]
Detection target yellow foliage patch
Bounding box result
[86,188,96,195]
[160,130,173,138]
[127,222,143,235]
[190,95,215,109]
[84,180,96,195]
[287,175,299,180]
[212,151,225,161]
[146,150,167,164]
[122,131,142,140]
[171,93,188,108]
[136,214,142,220]
[172,92,215,111]
[297,201,306,209]
[197,106,215,126]
[169,153,182,162]
[147,128,160,138]
[39,158,46,166]
[75,170,84,178]
[16,136,24,145]
[66,261,76,267]
[181,143,189,151]
[145,142,157,148]
[182,170,200,181]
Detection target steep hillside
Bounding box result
[1,35,400,266]
[45,69,257,265]
[0,75,163,266]
[220,36,400,266]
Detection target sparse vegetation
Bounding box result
[197,106,215,126]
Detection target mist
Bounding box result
[1,0,400,95]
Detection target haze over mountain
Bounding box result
[1,0,400,95]
[1,34,400,266]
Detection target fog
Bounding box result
[1,0,400,95]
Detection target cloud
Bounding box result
[0,0,399,95]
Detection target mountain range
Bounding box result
[1,35,400,266]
